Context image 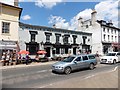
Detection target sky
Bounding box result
[1,0,119,30]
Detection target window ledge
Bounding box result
[1,33,11,36]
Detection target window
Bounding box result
[115,36,117,42]
[108,35,110,41]
[75,57,81,62]
[107,28,109,33]
[103,34,106,41]
[56,48,60,54]
[115,30,116,34]
[111,29,113,34]
[2,22,10,34]
[103,27,105,32]
[82,36,87,44]
[86,25,88,28]
[65,48,68,54]
[72,35,77,44]
[73,37,76,44]
[111,35,113,41]
[46,35,50,43]
[56,35,60,43]
[88,55,95,59]
[82,56,88,60]
[63,37,68,44]
[31,34,35,42]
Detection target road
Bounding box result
[2,62,119,88]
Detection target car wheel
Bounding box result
[64,67,71,75]
[89,63,94,70]
[113,60,116,64]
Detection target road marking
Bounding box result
[107,66,118,73]
[37,70,47,73]
[84,75,95,79]
[39,83,53,88]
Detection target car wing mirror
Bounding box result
[74,61,77,63]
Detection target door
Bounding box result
[73,47,76,55]
[72,57,84,70]
[45,47,50,57]
[81,55,89,68]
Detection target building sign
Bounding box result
[0,0,14,6]
[0,41,16,45]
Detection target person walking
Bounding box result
[25,54,29,65]
[1,53,6,66]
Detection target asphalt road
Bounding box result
[2,62,119,88]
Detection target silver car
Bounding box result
[52,54,97,74]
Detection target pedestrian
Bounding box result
[6,53,10,66]
[77,50,81,55]
[25,54,29,65]
[96,51,99,57]
[1,53,6,66]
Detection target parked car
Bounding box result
[100,52,120,64]
[52,54,97,74]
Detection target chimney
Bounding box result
[53,24,56,28]
[91,9,97,25]
[78,17,83,30]
[14,0,19,6]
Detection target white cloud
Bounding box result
[21,15,31,20]
[35,0,63,9]
[95,0,118,27]
[48,0,119,29]
[48,15,69,29]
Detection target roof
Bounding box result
[97,20,120,30]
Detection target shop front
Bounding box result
[0,40,18,59]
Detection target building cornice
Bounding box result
[19,22,92,36]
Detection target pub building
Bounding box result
[19,22,92,58]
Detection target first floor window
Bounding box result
[46,35,50,42]
[2,22,10,34]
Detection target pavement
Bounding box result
[0,61,57,70]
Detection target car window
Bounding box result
[88,55,95,59]
[62,56,75,62]
[106,53,116,56]
[75,57,81,62]
[82,56,88,61]
[117,53,120,56]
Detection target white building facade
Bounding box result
[19,22,92,58]
[78,10,120,55]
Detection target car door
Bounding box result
[81,55,89,68]
[72,56,82,70]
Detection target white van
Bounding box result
[100,52,120,64]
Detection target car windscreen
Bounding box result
[62,56,75,62]
[106,53,116,56]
